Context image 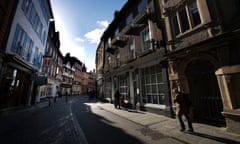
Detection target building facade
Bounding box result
[36,20,60,102]
[0,0,52,109]
[101,0,172,116]
[96,41,104,100]
[72,59,83,95]
[0,0,19,109]
[160,0,240,133]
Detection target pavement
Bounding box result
[95,102,240,144]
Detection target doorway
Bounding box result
[186,59,225,126]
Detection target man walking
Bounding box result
[173,88,194,132]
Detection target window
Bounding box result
[141,64,165,104]
[25,37,34,62]
[40,0,50,23]
[140,27,151,52]
[138,0,148,14]
[114,28,119,38]
[29,4,37,25]
[189,2,201,27]
[179,7,190,32]
[126,13,133,26]
[12,24,25,55]
[116,53,120,67]
[171,15,180,37]
[128,38,136,60]
[33,47,39,65]
[119,74,129,100]
[170,1,201,38]
[22,0,31,14]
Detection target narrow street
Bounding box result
[0,95,183,144]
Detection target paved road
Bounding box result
[0,96,85,144]
[0,95,185,144]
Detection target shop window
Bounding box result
[141,64,165,105]
[119,74,129,100]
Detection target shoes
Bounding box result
[187,129,194,133]
[180,128,185,132]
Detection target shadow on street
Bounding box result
[71,95,143,144]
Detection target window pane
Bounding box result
[159,94,165,104]
[153,95,158,104]
[126,13,133,25]
[151,74,156,83]
[147,95,152,103]
[179,7,190,32]
[190,2,201,26]
[171,15,180,36]
[157,73,163,83]
[152,84,157,93]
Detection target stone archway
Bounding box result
[185,59,225,126]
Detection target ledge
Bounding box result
[222,109,240,116]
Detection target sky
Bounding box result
[50,0,127,72]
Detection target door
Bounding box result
[186,59,225,126]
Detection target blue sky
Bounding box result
[50,0,127,71]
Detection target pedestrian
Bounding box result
[173,88,194,132]
[114,89,121,109]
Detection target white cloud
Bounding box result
[74,37,85,42]
[61,38,86,63]
[84,20,109,44]
[97,20,109,28]
[84,29,104,44]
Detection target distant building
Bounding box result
[95,41,104,100]
[36,20,60,102]
[81,64,88,94]
[72,58,83,95]
[88,70,96,93]
[61,53,75,95]
[0,0,52,108]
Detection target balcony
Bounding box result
[122,23,145,36]
[106,46,116,54]
[135,8,153,24]
[62,72,74,78]
[111,36,128,47]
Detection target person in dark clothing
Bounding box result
[114,90,121,109]
[173,88,194,132]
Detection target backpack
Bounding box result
[182,93,192,106]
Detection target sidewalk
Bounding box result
[96,102,240,144]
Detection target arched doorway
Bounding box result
[186,59,225,126]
